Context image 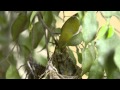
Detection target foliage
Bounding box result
[0,11,120,79]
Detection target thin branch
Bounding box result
[115,29,120,34]
[27,60,35,78]
[63,11,65,22]
[17,64,26,71]
[37,12,58,46]
[37,12,50,60]
[44,29,50,60]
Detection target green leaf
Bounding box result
[67,48,76,64]
[6,65,21,79]
[78,53,82,64]
[101,11,119,18]
[43,11,53,27]
[66,32,83,46]
[52,11,61,27]
[0,35,8,44]
[101,11,120,20]
[29,22,44,49]
[88,42,96,60]
[96,24,108,39]
[14,11,25,13]
[105,51,120,79]
[20,45,31,57]
[81,48,93,75]
[0,15,6,25]
[58,15,80,48]
[23,12,32,31]
[82,11,98,43]
[96,33,120,67]
[78,11,85,23]
[30,11,38,23]
[114,45,120,71]
[96,33,120,79]
[33,53,48,67]
[11,13,27,41]
[88,60,104,79]
[52,11,60,16]
[114,12,120,19]
[0,12,7,25]
[107,25,114,38]
[76,47,82,64]
[18,31,32,51]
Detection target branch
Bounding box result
[37,12,58,46]
[63,11,65,22]
[44,29,50,60]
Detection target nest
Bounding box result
[39,60,78,79]
[26,47,82,79]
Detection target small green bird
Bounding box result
[58,14,80,49]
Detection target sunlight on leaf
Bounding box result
[114,45,120,71]
[96,24,108,39]
[107,25,114,38]
[82,11,98,43]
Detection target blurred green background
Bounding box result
[0,11,120,79]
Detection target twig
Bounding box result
[44,29,50,60]
[63,11,65,22]
[37,12,58,46]
[37,12,50,59]
[115,29,120,34]
[27,60,36,79]
[17,64,26,71]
